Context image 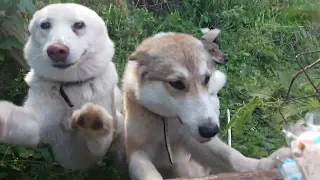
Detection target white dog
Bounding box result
[122,29,292,179]
[0,3,124,170]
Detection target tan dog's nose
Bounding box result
[47,43,70,62]
[198,121,220,138]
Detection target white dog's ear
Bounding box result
[209,70,227,95]
[28,18,35,34]
[27,12,39,34]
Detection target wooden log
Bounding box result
[0,11,29,70]
[166,169,283,180]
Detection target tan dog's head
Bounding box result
[123,30,227,143]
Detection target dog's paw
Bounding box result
[265,147,293,168]
[174,159,210,178]
[269,147,293,160]
[71,103,113,132]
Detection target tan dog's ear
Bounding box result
[128,50,150,64]
[201,28,221,43]
[127,52,143,71]
[200,28,228,65]
[127,50,150,79]
[128,51,140,61]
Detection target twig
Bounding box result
[1,147,10,164]
[286,51,320,102]
[1,159,60,166]
[138,0,179,9]
[292,58,320,79]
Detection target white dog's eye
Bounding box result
[40,22,51,30]
[73,21,86,30]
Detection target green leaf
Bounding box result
[15,146,34,159]
[281,103,301,120]
[9,164,21,171]
[247,86,273,100]
[278,71,292,85]
[202,15,208,23]
[31,150,43,159]
[39,148,52,163]
[8,12,25,31]
[226,97,263,135]
[0,53,4,62]
[271,112,284,130]
[303,98,320,111]
[0,11,5,18]
[264,141,276,151]
[0,1,8,11]
[0,145,12,155]
[0,36,24,50]
[18,0,36,15]
[16,2,25,12]
[0,172,8,180]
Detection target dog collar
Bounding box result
[58,78,94,108]
[162,116,183,165]
[59,79,118,137]
[163,118,174,164]
[59,84,75,108]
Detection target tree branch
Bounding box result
[293,58,320,79]
[166,169,282,180]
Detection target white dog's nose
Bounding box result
[47,43,70,62]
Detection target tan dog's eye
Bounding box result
[213,38,219,44]
[169,80,186,90]
[73,21,86,30]
[204,75,210,85]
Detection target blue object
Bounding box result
[279,159,304,180]
[314,136,320,144]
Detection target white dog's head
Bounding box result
[123,30,227,143]
[24,3,114,82]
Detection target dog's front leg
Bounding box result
[70,103,115,157]
[0,101,40,147]
[184,136,291,173]
[129,151,163,180]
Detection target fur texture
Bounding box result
[122,30,292,179]
[0,3,124,170]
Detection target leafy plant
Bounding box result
[0,0,35,50]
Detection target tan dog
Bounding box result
[122,29,292,179]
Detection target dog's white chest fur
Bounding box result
[23,69,117,169]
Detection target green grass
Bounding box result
[0,0,320,179]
